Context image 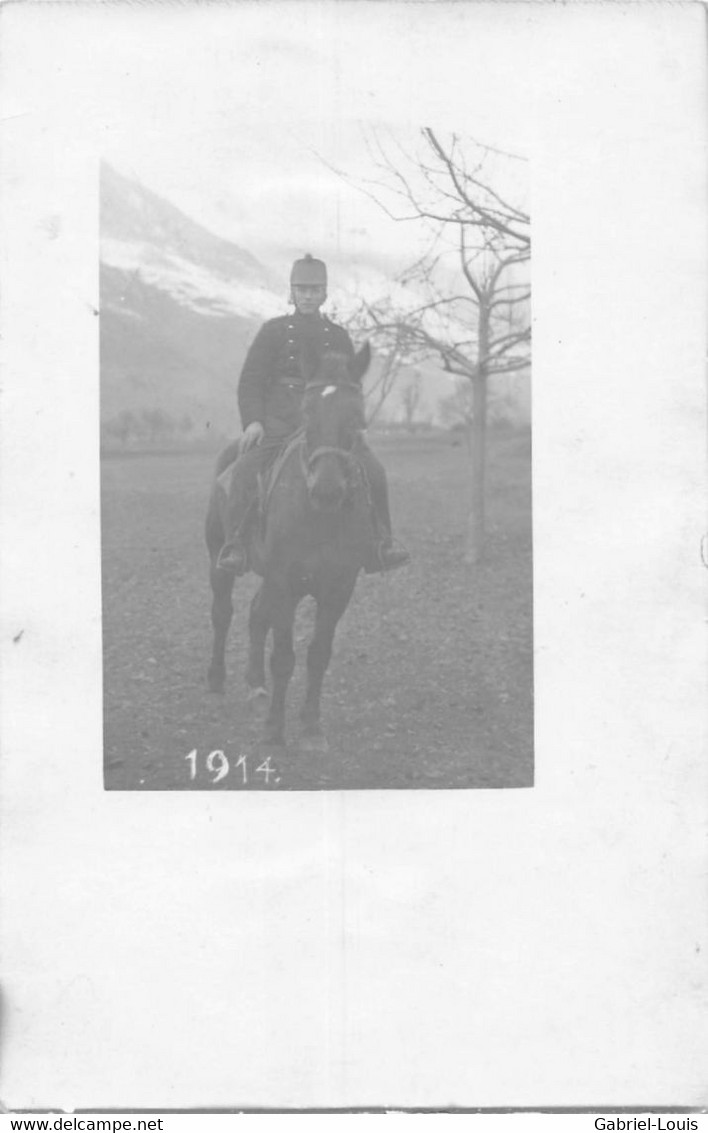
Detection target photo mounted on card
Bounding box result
[3,0,705,1113]
[100,120,532,791]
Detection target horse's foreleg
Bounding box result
[246,584,270,720]
[300,579,356,749]
[263,593,297,747]
[207,562,235,693]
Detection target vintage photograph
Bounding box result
[100,119,532,791]
[3,0,705,1113]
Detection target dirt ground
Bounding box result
[101,430,533,791]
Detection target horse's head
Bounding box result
[301,343,370,512]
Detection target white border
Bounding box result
[0,1,705,1111]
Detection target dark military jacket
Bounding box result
[238,312,354,435]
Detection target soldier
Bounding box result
[216,253,410,575]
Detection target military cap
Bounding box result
[290,253,327,287]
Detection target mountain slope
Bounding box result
[101,163,272,292]
[100,265,255,427]
[100,163,281,437]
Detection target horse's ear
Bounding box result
[349,341,371,384]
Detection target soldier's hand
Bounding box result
[240,422,265,453]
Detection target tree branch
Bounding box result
[423,128,531,247]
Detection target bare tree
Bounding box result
[104,408,138,448]
[141,406,175,445]
[400,373,422,432]
[439,379,475,438]
[364,336,404,425]
[338,302,410,425]
[179,411,194,437]
[345,127,530,562]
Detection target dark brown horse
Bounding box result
[205,344,375,753]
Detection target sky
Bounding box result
[106,119,425,272]
[91,3,532,282]
[105,118,527,286]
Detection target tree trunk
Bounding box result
[465,302,490,565]
[465,374,487,564]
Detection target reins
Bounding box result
[301,379,363,473]
[302,443,356,473]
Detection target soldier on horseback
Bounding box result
[216,254,410,575]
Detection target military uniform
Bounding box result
[217,254,409,575]
[239,312,354,439]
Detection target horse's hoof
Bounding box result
[207,670,225,694]
[298,729,329,756]
[247,686,269,720]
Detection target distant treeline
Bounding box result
[101,407,229,452]
[101,403,527,456]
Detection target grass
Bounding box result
[101,429,533,791]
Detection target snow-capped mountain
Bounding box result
[100,162,530,440]
[100,162,283,435]
[101,163,283,319]
[99,162,419,439]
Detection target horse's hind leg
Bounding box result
[207,561,235,693]
[299,577,357,753]
[245,584,270,721]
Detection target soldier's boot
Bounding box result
[216,457,259,575]
[361,452,410,574]
[216,535,248,576]
[376,538,411,573]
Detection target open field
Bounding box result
[102,430,533,791]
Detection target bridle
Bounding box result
[300,380,363,475]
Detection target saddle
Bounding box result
[215,431,308,561]
[257,429,307,520]
[254,431,371,518]
[216,431,374,575]
[215,431,303,506]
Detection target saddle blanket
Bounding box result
[215,431,305,513]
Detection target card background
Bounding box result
[0,1,705,1110]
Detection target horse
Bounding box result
[204,343,375,754]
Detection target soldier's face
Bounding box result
[292,284,326,315]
